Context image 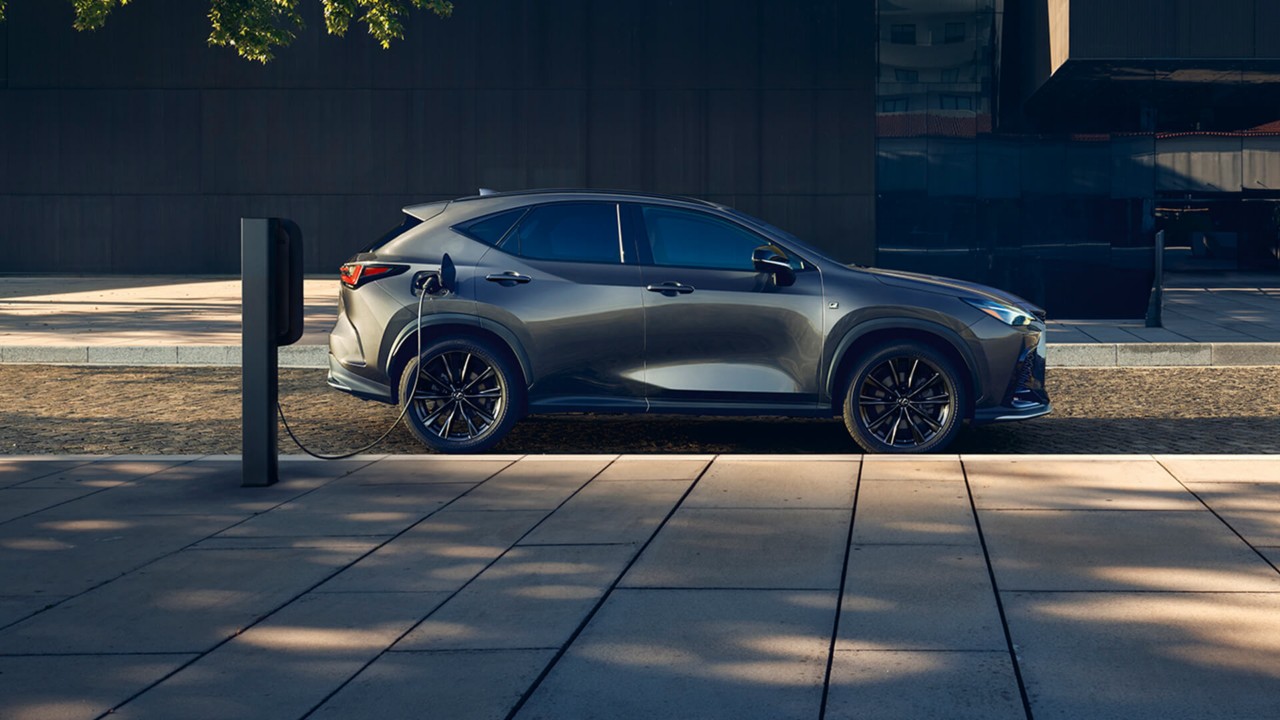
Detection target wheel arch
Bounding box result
[387,315,532,405]
[826,319,979,419]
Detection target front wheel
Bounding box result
[842,342,967,453]
[399,338,522,453]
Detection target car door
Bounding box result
[632,203,825,410]
[473,201,646,411]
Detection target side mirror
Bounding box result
[752,245,796,287]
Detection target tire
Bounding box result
[398,337,522,453]
[842,342,967,454]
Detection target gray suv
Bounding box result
[328,189,1050,453]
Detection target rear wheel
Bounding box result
[399,337,521,453]
[843,342,967,453]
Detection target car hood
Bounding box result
[858,267,1046,319]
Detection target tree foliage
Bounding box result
[0,0,454,63]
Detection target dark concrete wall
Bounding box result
[1068,0,1279,60]
[0,0,876,274]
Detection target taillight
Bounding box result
[339,263,408,289]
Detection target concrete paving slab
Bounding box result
[838,546,1004,651]
[0,544,372,654]
[0,460,92,488]
[860,456,964,482]
[112,591,449,720]
[0,654,197,720]
[314,509,548,593]
[312,649,556,720]
[825,650,1023,720]
[1186,482,1280,546]
[980,510,1280,592]
[7,460,187,491]
[1003,591,1280,720]
[269,480,476,515]
[1158,457,1280,483]
[49,463,333,516]
[682,459,857,509]
[338,457,514,485]
[516,588,835,720]
[621,509,850,590]
[212,506,433,539]
[1258,547,1280,567]
[966,458,1200,510]
[396,544,638,651]
[519,479,692,545]
[189,538,385,552]
[0,487,103,523]
[0,512,246,596]
[0,594,64,628]
[593,456,712,482]
[446,458,610,511]
[852,477,978,546]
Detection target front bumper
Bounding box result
[972,325,1051,425]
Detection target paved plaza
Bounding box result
[2,454,1278,719]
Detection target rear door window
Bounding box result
[505,203,622,264]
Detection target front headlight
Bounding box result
[963,297,1035,327]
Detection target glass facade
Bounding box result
[875,0,1280,319]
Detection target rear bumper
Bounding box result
[326,354,394,404]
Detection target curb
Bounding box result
[1,343,1277,368]
[0,345,329,368]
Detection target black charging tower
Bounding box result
[242,218,304,487]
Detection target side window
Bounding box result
[454,208,526,246]
[641,206,764,271]
[508,203,621,264]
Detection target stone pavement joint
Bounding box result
[1,454,1278,720]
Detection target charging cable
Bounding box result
[276,273,434,460]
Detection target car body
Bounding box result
[327,189,1050,453]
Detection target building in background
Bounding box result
[1,0,1277,318]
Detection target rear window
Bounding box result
[454,208,527,246]
[361,215,422,253]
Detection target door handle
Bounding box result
[646,282,696,296]
[485,272,532,286]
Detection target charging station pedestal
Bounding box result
[242,218,304,487]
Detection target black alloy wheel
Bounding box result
[843,342,966,453]
[399,338,521,453]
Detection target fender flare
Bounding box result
[387,313,534,388]
[824,317,982,401]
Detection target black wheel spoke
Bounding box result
[887,409,905,445]
[905,358,919,391]
[458,353,473,388]
[458,404,479,437]
[866,409,897,432]
[439,354,456,387]
[865,374,895,396]
[462,398,496,424]
[905,409,926,444]
[461,366,495,392]
[908,405,942,432]
[907,373,941,398]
